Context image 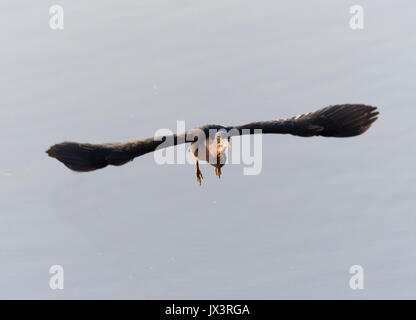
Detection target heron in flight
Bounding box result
[47,104,378,185]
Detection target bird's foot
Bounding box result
[196,167,204,186]
[215,166,222,179]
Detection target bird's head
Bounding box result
[215,131,231,153]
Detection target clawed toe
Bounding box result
[215,166,222,179]
[196,171,203,185]
[195,161,203,186]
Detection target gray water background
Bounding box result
[0,0,415,299]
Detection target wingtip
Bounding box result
[307,104,380,137]
[46,145,57,158]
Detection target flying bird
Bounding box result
[46,104,378,185]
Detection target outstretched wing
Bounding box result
[46,138,158,172]
[46,134,189,172]
[47,104,378,172]
[231,104,378,137]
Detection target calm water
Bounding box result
[0,0,415,298]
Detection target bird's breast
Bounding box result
[190,139,218,163]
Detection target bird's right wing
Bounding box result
[46,129,196,173]
[46,138,159,172]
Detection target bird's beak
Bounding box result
[222,140,231,148]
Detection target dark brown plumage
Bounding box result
[46,104,378,173]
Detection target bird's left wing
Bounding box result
[230,104,378,138]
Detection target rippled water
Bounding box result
[0,0,415,298]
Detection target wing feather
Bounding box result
[232,104,378,137]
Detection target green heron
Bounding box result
[47,104,378,185]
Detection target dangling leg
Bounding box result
[196,160,203,185]
[215,154,222,179]
[215,165,222,179]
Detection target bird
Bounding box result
[46,104,378,185]
[189,130,231,185]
